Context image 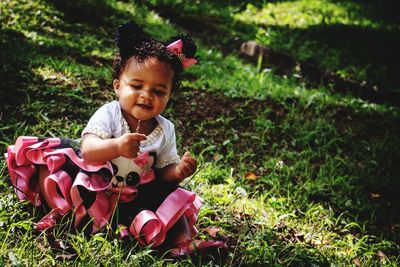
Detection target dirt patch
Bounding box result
[168,87,289,164]
[169,87,400,177]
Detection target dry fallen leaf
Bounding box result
[370,193,380,199]
[213,153,221,161]
[205,227,221,237]
[377,250,388,262]
[310,238,329,246]
[353,258,362,267]
[244,171,257,180]
[275,160,284,170]
[55,253,77,261]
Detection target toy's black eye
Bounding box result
[126,172,140,186]
[112,164,118,175]
[116,176,124,182]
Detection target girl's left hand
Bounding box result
[175,152,197,180]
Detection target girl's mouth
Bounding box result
[136,103,152,109]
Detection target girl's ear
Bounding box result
[113,79,120,95]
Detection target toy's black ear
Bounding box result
[167,34,197,58]
[115,22,149,59]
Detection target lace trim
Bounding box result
[82,128,110,139]
[141,125,162,146]
[155,155,180,169]
[121,116,163,147]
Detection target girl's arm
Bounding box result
[81,133,147,164]
[156,152,197,183]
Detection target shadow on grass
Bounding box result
[45,0,126,33]
[0,28,105,125]
[325,109,400,242]
[0,29,37,121]
[266,24,400,90]
[328,0,400,26]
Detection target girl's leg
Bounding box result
[165,216,228,258]
[166,216,207,253]
[167,216,191,246]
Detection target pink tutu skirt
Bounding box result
[5,136,201,247]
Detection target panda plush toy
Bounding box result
[109,152,156,202]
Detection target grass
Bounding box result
[146,0,400,94]
[1,0,400,266]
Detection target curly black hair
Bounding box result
[112,22,197,91]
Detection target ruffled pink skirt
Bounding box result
[5,136,201,247]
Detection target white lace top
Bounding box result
[81,101,180,169]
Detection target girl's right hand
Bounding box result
[116,133,147,158]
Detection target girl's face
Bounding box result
[113,58,174,121]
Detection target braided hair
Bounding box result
[112,22,197,91]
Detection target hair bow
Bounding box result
[167,39,197,68]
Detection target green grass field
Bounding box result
[1,0,399,266]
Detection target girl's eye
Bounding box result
[154,90,166,96]
[131,85,142,90]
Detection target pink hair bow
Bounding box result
[167,39,197,68]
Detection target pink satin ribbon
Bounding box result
[108,185,138,203]
[70,172,115,232]
[167,39,197,68]
[6,136,114,232]
[129,188,202,247]
[6,136,202,244]
[43,170,72,214]
[6,143,41,206]
[118,224,130,240]
[35,208,61,231]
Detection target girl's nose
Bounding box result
[140,88,153,100]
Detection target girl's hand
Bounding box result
[175,152,197,180]
[116,133,147,158]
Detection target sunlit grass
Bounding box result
[234,0,384,30]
